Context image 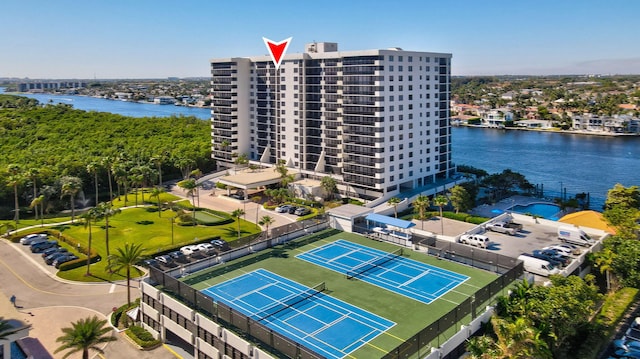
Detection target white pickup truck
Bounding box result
[485,221,521,235]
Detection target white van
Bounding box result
[459,234,490,249]
[557,226,594,247]
[518,255,561,277]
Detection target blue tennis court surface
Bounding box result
[297,239,469,304]
[202,268,395,359]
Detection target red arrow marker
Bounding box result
[262,37,292,70]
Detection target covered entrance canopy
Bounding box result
[217,168,297,190]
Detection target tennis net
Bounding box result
[254,282,326,321]
[346,248,403,279]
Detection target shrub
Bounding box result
[125,325,161,348]
[216,182,227,189]
[111,299,140,328]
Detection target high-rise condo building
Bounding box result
[210,42,452,200]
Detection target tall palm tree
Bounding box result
[413,195,430,230]
[258,215,275,240]
[26,167,40,215]
[81,207,101,276]
[177,178,198,208]
[129,172,144,207]
[55,316,115,359]
[149,186,165,217]
[113,162,129,205]
[150,153,167,187]
[232,208,245,240]
[7,164,23,224]
[387,197,401,218]
[433,194,449,235]
[190,168,203,207]
[100,156,115,202]
[95,202,120,265]
[30,195,45,227]
[61,176,82,223]
[251,195,262,229]
[107,243,145,308]
[86,162,101,206]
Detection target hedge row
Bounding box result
[441,211,488,225]
[8,229,100,271]
[111,299,140,328]
[125,325,162,348]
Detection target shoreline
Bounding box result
[455,124,640,137]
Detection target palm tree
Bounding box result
[320,176,338,201]
[100,156,115,202]
[149,186,165,217]
[55,316,116,359]
[413,195,430,230]
[30,195,45,227]
[150,153,168,187]
[129,172,144,206]
[86,162,100,206]
[81,207,101,276]
[258,215,275,240]
[594,247,616,292]
[232,208,245,240]
[96,202,120,265]
[387,197,401,218]
[26,167,40,216]
[177,178,198,208]
[433,194,449,235]
[251,195,262,229]
[61,176,82,223]
[7,164,23,224]
[107,243,145,309]
[113,162,129,205]
[190,168,203,207]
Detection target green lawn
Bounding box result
[0,191,256,282]
[183,230,498,358]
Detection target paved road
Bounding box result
[0,178,296,359]
[0,238,176,359]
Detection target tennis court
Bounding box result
[202,268,395,359]
[297,239,469,304]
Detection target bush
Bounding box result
[42,229,100,271]
[125,325,161,348]
[111,299,140,328]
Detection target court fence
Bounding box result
[149,217,332,359]
[381,261,523,359]
[148,216,523,359]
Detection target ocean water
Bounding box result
[452,126,639,209]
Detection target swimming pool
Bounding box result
[510,203,562,220]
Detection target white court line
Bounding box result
[399,269,430,287]
[109,284,116,293]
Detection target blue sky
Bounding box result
[2,0,639,78]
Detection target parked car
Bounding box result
[485,221,518,235]
[287,206,299,214]
[41,247,67,258]
[294,207,311,216]
[275,204,292,213]
[180,245,200,256]
[20,233,48,245]
[168,251,188,263]
[142,258,160,268]
[210,239,230,251]
[155,255,174,266]
[531,249,568,267]
[30,240,58,253]
[197,243,215,253]
[553,243,582,255]
[45,251,70,265]
[543,245,575,257]
[54,254,79,268]
[459,234,491,249]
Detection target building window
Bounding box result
[389,55,394,61]
[399,56,403,62]
[408,56,413,62]
[389,65,394,71]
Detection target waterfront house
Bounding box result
[480,108,513,127]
